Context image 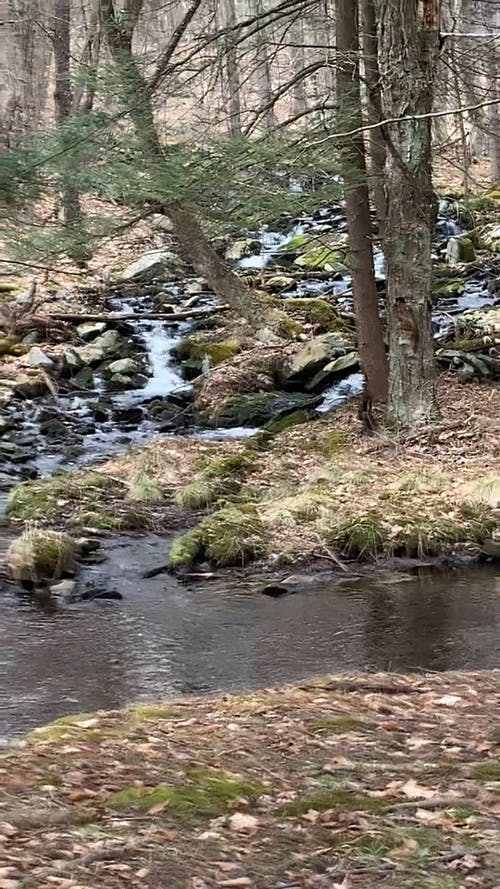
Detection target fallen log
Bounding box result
[50,305,229,324]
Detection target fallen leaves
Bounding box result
[228,813,259,835]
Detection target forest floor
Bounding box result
[0,672,499,889]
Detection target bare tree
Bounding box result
[52,0,82,228]
[361,0,386,234]
[253,0,277,130]
[337,0,388,404]
[221,0,243,137]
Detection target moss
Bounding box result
[283,298,344,333]
[260,409,312,438]
[8,471,121,523]
[69,506,147,531]
[168,528,204,568]
[175,452,254,510]
[472,760,500,781]
[327,515,387,561]
[432,277,464,296]
[130,705,180,721]
[276,315,303,339]
[169,505,268,569]
[307,715,368,735]
[276,788,388,817]
[0,335,28,357]
[6,529,76,585]
[172,336,240,368]
[316,429,347,456]
[106,768,263,817]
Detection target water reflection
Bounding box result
[0,536,498,737]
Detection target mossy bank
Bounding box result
[5,377,499,580]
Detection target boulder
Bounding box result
[225,238,262,261]
[477,222,500,254]
[77,321,107,340]
[446,236,476,264]
[120,249,186,283]
[198,390,320,428]
[26,347,55,370]
[279,332,354,387]
[13,374,48,399]
[107,357,139,375]
[307,351,360,391]
[74,330,124,367]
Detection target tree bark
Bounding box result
[221,0,242,137]
[361,0,386,237]
[253,0,277,131]
[336,0,388,403]
[52,0,82,228]
[375,0,441,427]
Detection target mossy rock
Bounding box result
[432,277,464,296]
[0,335,29,357]
[172,336,240,376]
[199,390,320,429]
[169,505,268,569]
[294,245,348,272]
[283,298,344,333]
[6,529,76,585]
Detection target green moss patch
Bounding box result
[106,768,263,818]
[169,504,268,569]
[307,715,368,735]
[276,788,388,817]
[283,298,345,333]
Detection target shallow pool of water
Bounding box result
[1,536,498,738]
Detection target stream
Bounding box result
[1,200,499,738]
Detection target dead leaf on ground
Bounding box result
[228,813,259,834]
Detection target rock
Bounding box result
[307,351,360,391]
[279,332,354,387]
[477,222,500,253]
[120,249,186,283]
[108,373,132,389]
[74,330,124,366]
[26,347,54,369]
[13,375,48,399]
[107,357,139,375]
[62,348,84,371]
[50,578,77,601]
[88,400,111,421]
[111,405,144,426]
[225,238,261,261]
[482,539,500,560]
[77,321,107,340]
[72,367,94,389]
[151,213,174,233]
[199,390,320,428]
[266,274,295,290]
[40,418,67,439]
[0,417,12,435]
[446,236,476,264]
[22,330,42,344]
[184,279,205,294]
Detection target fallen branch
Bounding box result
[50,305,229,324]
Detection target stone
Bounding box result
[50,578,77,601]
[120,249,186,283]
[266,274,295,290]
[107,357,139,375]
[199,390,320,428]
[13,375,48,399]
[26,347,54,369]
[74,330,124,366]
[446,236,476,264]
[77,321,107,340]
[279,332,354,386]
[151,213,174,233]
[0,416,12,434]
[108,373,132,388]
[477,222,500,253]
[307,351,360,391]
[72,367,94,389]
[184,279,205,294]
[225,238,261,261]
[21,330,42,344]
[62,348,84,371]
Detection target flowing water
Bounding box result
[0,535,498,738]
[1,201,499,738]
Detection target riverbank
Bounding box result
[5,374,499,579]
[1,672,498,888]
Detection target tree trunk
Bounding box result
[336,0,388,403]
[221,0,242,137]
[52,0,82,228]
[253,0,277,131]
[361,0,386,237]
[290,17,308,118]
[100,0,288,334]
[487,4,500,182]
[375,0,441,427]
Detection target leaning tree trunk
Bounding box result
[375,0,441,427]
[361,0,386,237]
[100,0,289,335]
[52,0,82,229]
[336,0,388,403]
